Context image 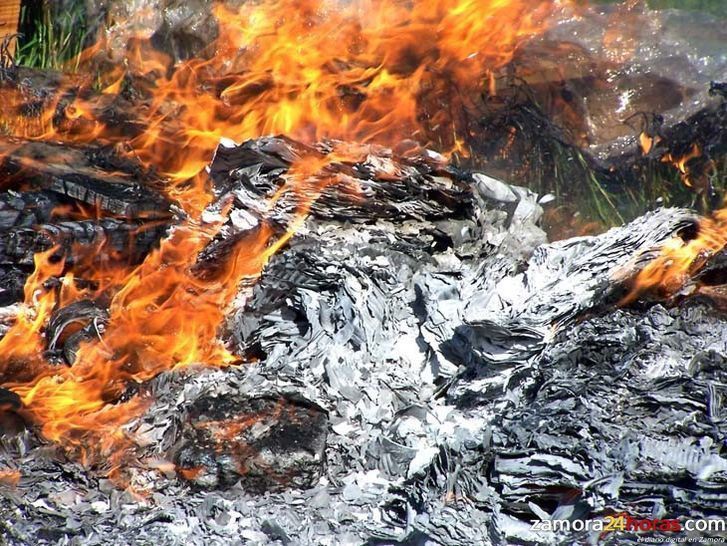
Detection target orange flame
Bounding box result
[0,0,553,471]
[638,131,659,155]
[661,143,702,188]
[0,469,21,488]
[4,0,553,206]
[622,209,727,304]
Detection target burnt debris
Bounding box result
[175,393,328,492]
[45,299,109,365]
[2,136,724,545]
[0,138,173,310]
[0,139,171,219]
[1,0,726,543]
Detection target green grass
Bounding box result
[548,145,724,233]
[470,104,725,236]
[535,1,727,231]
[15,0,90,71]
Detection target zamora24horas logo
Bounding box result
[530,512,726,537]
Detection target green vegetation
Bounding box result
[15,0,90,71]
[532,0,727,232]
[538,143,725,233]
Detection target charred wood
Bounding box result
[0,61,145,142]
[45,300,109,365]
[0,139,171,219]
[0,191,56,229]
[0,218,168,267]
[175,393,328,492]
[0,139,173,305]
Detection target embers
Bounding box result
[175,393,328,492]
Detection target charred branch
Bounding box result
[45,300,109,365]
[0,139,171,219]
[0,218,168,267]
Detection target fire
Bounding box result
[622,209,727,304]
[638,131,659,155]
[0,0,553,471]
[0,182,314,457]
[0,469,21,488]
[3,0,552,204]
[660,143,702,188]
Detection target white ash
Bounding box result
[1,138,725,545]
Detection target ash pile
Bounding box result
[1,137,726,545]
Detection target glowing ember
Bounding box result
[0,0,552,471]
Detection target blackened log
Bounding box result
[0,62,145,143]
[0,218,168,267]
[0,138,171,219]
[0,191,56,229]
[0,138,172,306]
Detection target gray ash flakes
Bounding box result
[0,137,725,545]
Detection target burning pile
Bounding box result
[0,0,726,544]
[0,0,554,466]
[2,133,724,545]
